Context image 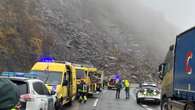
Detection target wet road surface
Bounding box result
[63,87,160,110]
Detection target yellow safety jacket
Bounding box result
[78,84,88,93]
[11,107,16,110]
[124,80,130,87]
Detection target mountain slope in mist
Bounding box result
[0,0,178,81]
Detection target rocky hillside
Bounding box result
[0,0,178,81]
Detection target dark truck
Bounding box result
[159,27,195,110]
[107,78,117,90]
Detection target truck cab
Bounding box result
[108,78,117,90]
[159,44,174,103]
[30,61,77,110]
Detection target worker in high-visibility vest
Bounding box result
[11,102,21,110]
[124,79,130,99]
[78,80,88,103]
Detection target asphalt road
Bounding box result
[63,87,160,110]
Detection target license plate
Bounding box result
[144,98,155,101]
[144,94,152,96]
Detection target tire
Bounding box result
[67,100,72,106]
[185,103,195,110]
[136,98,141,104]
[156,100,161,105]
[55,99,63,110]
[161,97,169,110]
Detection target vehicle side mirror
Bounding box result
[63,80,69,86]
[159,72,163,80]
[158,63,167,80]
[169,44,174,51]
[158,64,163,80]
[50,90,56,95]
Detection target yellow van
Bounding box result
[30,62,77,110]
[87,67,99,95]
[94,71,104,90]
[74,64,100,96]
[74,65,90,87]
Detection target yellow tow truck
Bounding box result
[88,67,100,96]
[94,70,104,90]
[30,60,77,110]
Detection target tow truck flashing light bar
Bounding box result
[39,57,56,62]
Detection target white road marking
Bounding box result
[93,99,99,107]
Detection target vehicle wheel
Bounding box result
[161,97,169,110]
[67,99,72,106]
[156,100,161,105]
[136,98,141,104]
[55,100,63,110]
[185,103,195,110]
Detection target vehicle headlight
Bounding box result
[143,89,147,95]
[153,90,160,96]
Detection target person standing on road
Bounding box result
[124,79,130,99]
[78,80,88,103]
[103,80,107,89]
[115,79,122,99]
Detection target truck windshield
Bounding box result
[30,71,62,85]
[76,69,86,79]
[109,79,116,85]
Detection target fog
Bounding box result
[0,0,184,79]
[142,0,195,30]
[95,0,180,61]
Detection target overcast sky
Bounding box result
[141,0,195,30]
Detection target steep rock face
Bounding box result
[0,0,178,81]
